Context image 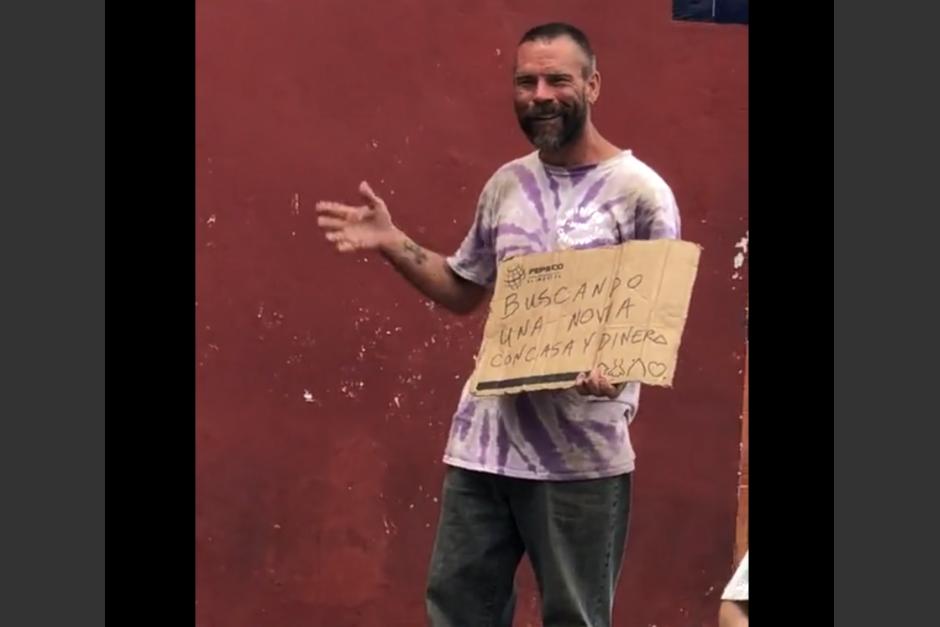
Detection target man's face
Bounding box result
[513,36,598,152]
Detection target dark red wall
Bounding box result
[196,2,748,626]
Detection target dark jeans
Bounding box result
[426,467,632,627]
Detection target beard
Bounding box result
[516,92,589,152]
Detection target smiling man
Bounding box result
[316,22,681,627]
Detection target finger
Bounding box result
[316,216,348,230]
[596,380,618,398]
[336,240,356,253]
[315,201,358,219]
[589,370,609,386]
[359,180,383,207]
[591,370,619,398]
[589,371,612,396]
[574,372,592,395]
[324,231,347,243]
[574,372,586,390]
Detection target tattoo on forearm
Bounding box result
[403,239,428,265]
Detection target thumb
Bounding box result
[359,180,382,208]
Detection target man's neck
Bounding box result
[538,122,621,168]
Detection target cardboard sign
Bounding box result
[469,240,701,396]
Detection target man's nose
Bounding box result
[533,78,555,103]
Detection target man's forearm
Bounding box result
[379,229,487,314]
[719,601,748,627]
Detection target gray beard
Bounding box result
[522,104,588,152]
[531,129,565,152]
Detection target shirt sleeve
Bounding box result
[633,170,681,241]
[446,174,500,287]
[721,551,749,601]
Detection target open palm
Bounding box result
[315,181,396,253]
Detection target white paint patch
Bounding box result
[339,380,365,399]
[295,332,317,348]
[393,395,401,408]
[731,231,749,279]
[371,139,380,149]
[303,389,314,403]
[206,214,217,226]
[291,193,300,215]
[399,373,423,387]
[495,48,502,56]
[255,307,284,330]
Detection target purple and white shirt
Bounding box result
[444,149,681,480]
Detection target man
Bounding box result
[719,551,749,627]
[316,22,680,627]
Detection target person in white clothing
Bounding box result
[719,550,748,627]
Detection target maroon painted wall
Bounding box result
[196,2,748,626]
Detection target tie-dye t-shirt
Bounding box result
[443,149,681,480]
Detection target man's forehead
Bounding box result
[515,36,589,73]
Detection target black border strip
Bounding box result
[476,371,583,390]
